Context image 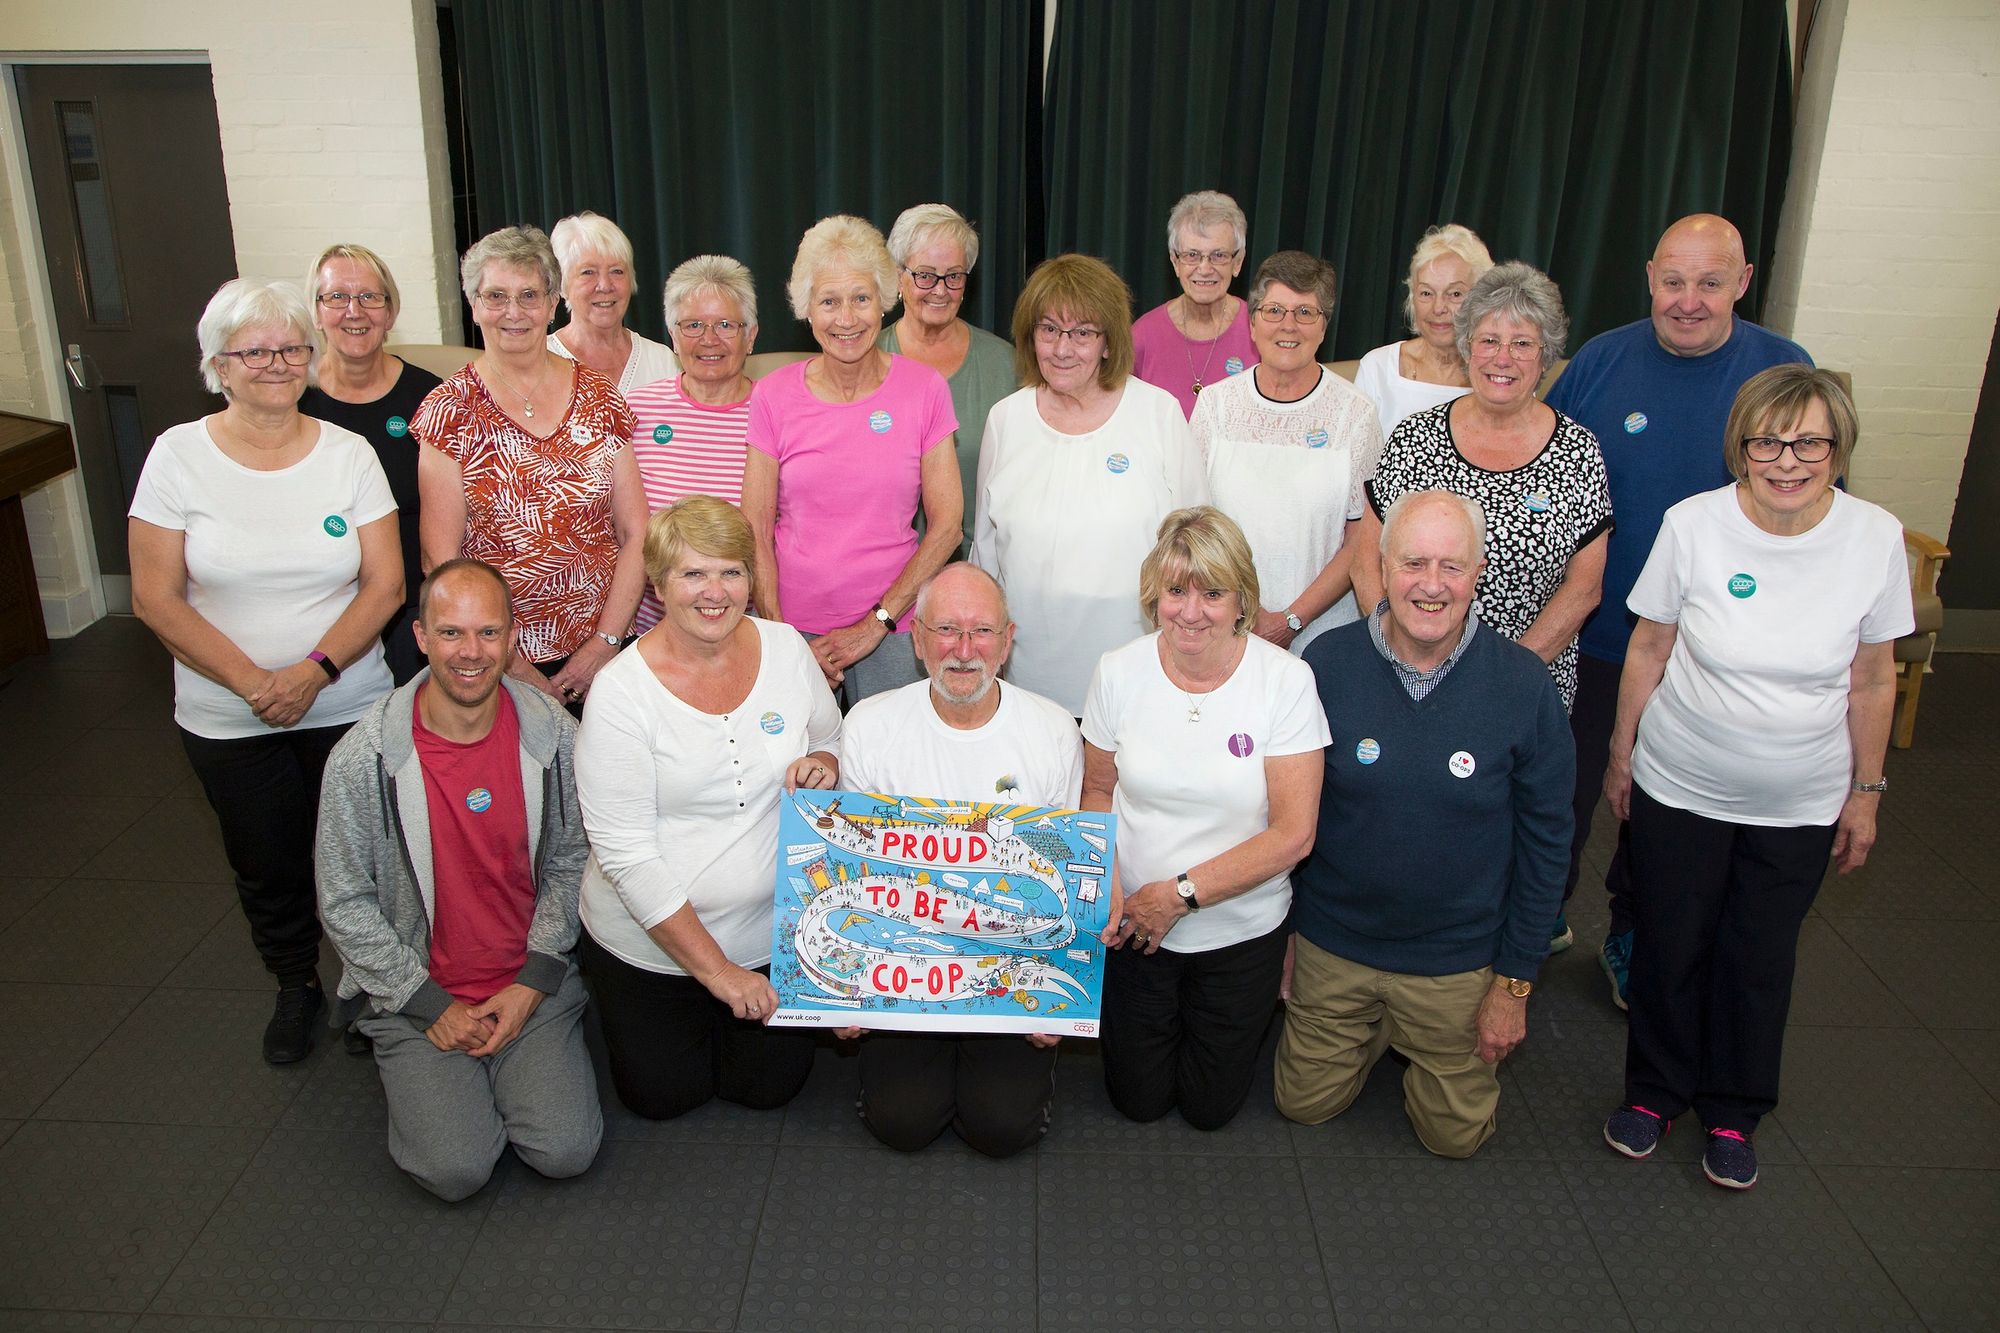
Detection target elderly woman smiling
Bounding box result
[742,214,962,705]
[547,210,679,396]
[1353,224,1495,441]
[1131,190,1258,416]
[877,203,1016,557]
[1357,261,1613,714]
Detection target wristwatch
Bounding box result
[871,603,894,628]
[1496,975,1533,999]
[1851,777,1888,793]
[1175,872,1201,911]
[595,631,621,649]
[1283,610,1303,633]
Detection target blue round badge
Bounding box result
[1356,738,1381,765]
[1624,411,1649,434]
[1523,492,1551,513]
[465,787,493,813]
[1224,356,1245,376]
[1105,453,1130,475]
[653,423,674,444]
[759,710,785,735]
[1728,573,1757,599]
[869,410,893,434]
[386,415,409,438]
[1305,428,1329,449]
[322,515,348,537]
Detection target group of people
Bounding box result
[125,189,1910,1201]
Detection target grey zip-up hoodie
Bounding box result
[315,672,587,1026]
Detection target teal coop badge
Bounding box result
[1728,573,1757,599]
[385,415,409,438]
[322,515,348,537]
[653,423,674,444]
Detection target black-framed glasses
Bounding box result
[1173,248,1240,268]
[475,288,551,312]
[1033,322,1104,347]
[917,619,1003,646]
[903,267,969,291]
[674,318,745,340]
[317,290,388,310]
[1744,435,1835,464]
[218,344,313,369]
[1253,302,1327,326]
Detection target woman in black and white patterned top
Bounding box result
[1355,261,1612,710]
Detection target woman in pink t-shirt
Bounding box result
[1130,190,1259,418]
[742,214,962,706]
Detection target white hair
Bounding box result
[662,254,758,330]
[787,214,900,321]
[886,203,980,272]
[1380,490,1488,564]
[549,210,636,287]
[196,278,316,396]
[1166,189,1247,256]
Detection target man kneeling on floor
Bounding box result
[1278,491,1573,1156]
[317,558,602,1200]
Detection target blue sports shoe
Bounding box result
[1600,930,1633,1012]
[1604,1104,1669,1159]
[1703,1129,1759,1190]
[1549,912,1575,954]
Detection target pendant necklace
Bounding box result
[1179,296,1227,397]
[483,357,551,420]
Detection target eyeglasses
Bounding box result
[674,318,745,340]
[475,288,551,312]
[1744,435,1836,464]
[317,290,388,310]
[1253,302,1327,326]
[1470,335,1543,360]
[218,344,313,369]
[904,267,969,291]
[1173,248,1240,268]
[918,619,1003,646]
[1033,322,1104,347]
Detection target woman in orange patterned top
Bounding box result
[415,226,647,711]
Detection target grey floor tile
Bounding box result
[580,1015,788,1148]
[1814,809,1999,920]
[1830,918,2000,1029]
[773,1039,877,1148]
[444,1138,772,1331]
[152,1128,493,1323]
[159,912,329,992]
[0,982,149,1118]
[1779,1026,2000,1168]
[742,1144,1033,1333]
[39,988,321,1127]
[0,725,193,799]
[0,879,235,986]
[1301,1155,1630,1331]
[1037,1030,1297,1157]
[0,1313,137,1331]
[1820,1166,2000,1333]
[42,614,168,672]
[0,795,156,879]
[0,877,58,932]
[1935,1026,2000,1099]
[0,1119,18,1148]
[1038,1151,1332,1331]
[136,1319,428,1332]
[0,1120,258,1313]
[278,1036,387,1132]
[72,798,231,882]
[0,667,155,734]
[1529,934,1631,1021]
[1283,1046,1547,1160]
[1786,916,1920,1026]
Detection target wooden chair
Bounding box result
[1893,528,1950,748]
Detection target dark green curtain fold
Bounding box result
[1044,0,1794,359]
[453,0,1032,350]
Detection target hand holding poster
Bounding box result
[767,789,1116,1036]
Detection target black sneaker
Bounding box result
[342,1022,371,1056]
[1703,1128,1759,1190]
[1604,1104,1669,1159]
[263,983,324,1065]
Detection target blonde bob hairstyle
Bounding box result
[307,243,403,323]
[1010,254,1135,392]
[1403,224,1494,332]
[642,495,759,600]
[1723,364,1861,484]
[1138,506,1261,636]
[787,214,901,321]
[196,277,316,396]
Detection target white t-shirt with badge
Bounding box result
[575,617,843,973]
[971,379,1209,716]
[842,678,1084,809]
[1629,485,1913,826]
[1082,632,1331,953]
[127,418,396,739]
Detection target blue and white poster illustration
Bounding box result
[768,790,1117,1037]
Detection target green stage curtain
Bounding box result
[1044,0,1795,359]
[453,0,1034,350]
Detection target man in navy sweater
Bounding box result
[1277,491,1573,1158]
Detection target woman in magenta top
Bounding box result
[1130,190,1258,417]
[742,214,961,706]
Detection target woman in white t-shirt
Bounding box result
[1081,507,1329,1129]
[1600,367,1911,1191]
[1192,251,1383,655]
[574,497,841,1120]
[1352,224,1494,442]
[128,278,402,1066]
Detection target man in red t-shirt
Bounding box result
[317,559,601,1201]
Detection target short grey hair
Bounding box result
[549,211,636,283]
[1403,224,1494,331]
[459,225,561,307]
[1166,189,1247,256]
[787,214,901,321]
[1248,250,1336,315]
[887,203,980,272]
[1380,489,1488,565]
[662,254,758,331]
[308,243,403,323]
[196,278,316,396]
[1454,260,1568,370]
[913,562,1010,625]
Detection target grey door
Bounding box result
[16,63,237,606]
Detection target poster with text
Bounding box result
[767,789,1117,1037]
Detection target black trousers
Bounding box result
[1622,786,1834,1134]
[179,722,349,988]
[580,933,814,1120]
[1101,920,1288,1130]
[859,1032,1059,1158]
[1566,651,1636,934]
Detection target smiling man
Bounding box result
[1278,491,1572,1158]
[1545,214,1812,1006]
[316,557,602,1200]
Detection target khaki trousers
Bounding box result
[1274,934,1499,1158]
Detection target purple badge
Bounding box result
[1227,733,1255,757]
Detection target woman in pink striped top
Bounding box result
[625,255,760,633]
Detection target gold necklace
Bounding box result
[482,356,552,419]
[1178,296,1231,397]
